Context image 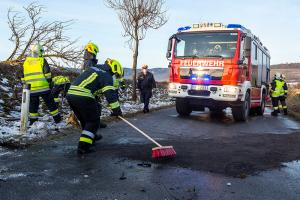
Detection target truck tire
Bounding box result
[256,92,266,116]
[176,98,192,116]
[232,92,250,121]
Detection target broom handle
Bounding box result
[117,115,162,147]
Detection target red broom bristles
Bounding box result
[152,146,176,159]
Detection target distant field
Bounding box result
[270,63,300,83]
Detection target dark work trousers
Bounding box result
[52,83,71,107]
[271,97,279,112]
[278,96,287,108]
[29,91,61,124]
[66,94,100,135]
[279,95,288,114]
[140,90,152,111]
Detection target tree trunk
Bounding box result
[132,37,139,101]
[131,23,139,102]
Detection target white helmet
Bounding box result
[274,72,281,80]
[30,43,44,57]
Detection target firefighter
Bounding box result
[137,64,156,113]
[22,43,61,125]
[82,42,99,71]
[51,75,71,107]
[107,58,126,100]
[113,76,126,100]
[81,42,107,128]
[66,59,122,154]
[270,72,287,116]
[279,74,288,115]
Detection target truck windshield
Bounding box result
[175,32,238,58]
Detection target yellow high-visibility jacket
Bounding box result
[22,57,51,94]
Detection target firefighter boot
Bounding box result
[53,114,62,124]
[77,141,95,155]
[271,110,278,116]
[29,118,38,125]
[94,133,103,141]
[284,108,288,115]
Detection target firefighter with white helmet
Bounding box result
[22,43,61,125]
[279,73,288,115]
[270,72,288,116]
[66,58,122,154]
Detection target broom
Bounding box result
[104,106,176,159]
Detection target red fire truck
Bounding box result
[166,23,270,121]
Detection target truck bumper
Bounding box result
[168,83,244,109]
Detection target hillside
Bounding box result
[270,63,300,83]
[123,68,169,82]
[124,63,300,83]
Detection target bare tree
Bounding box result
[5,2,83,68]
[105,0,168,101]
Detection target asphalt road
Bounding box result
[1,107,300,200]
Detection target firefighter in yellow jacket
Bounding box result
[22,44,61,125]
[270,72,288,116]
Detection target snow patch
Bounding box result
[0,85,9,92]
[0,173,27,180]
[1,78,8,84]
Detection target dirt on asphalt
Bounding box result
[94,132,300,178]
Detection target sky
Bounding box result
[0,0,300,68]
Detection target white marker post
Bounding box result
[20,84,30,134]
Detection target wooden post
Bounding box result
[20,84,30,134]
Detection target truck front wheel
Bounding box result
[232,92,250,121]
[256,92,266,116]
[176,98,192,116]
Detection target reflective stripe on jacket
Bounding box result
[23,57,50,93]
[67,66,120,110]
[271,79,285,97]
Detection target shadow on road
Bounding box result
[95,132,300,178]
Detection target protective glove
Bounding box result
[110,107,122,117]
[120,81,126,91]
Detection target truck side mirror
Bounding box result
[166,52,171,59]
[166,38,172,59]
[243,36,251,57]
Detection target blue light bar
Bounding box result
[227,24,247,31]
[177,26,191,32]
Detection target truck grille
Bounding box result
[188,90,211,96]
[180,67,223,80]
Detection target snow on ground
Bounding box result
[1,78,8,84]
[0,85,9,92]
[0,85,173,145]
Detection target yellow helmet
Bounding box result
[106,58,123,77]
[30,43,44,57]
[84,42,99,56]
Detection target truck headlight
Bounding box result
[169,83,177,90]
[224,86,238,94]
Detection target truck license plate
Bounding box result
[191,85,208,91]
